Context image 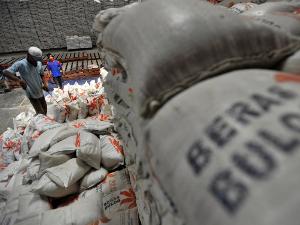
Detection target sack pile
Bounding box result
[1,69,138,225]
[46,80,112,123]
[94,0,300,224]
[0,114,137,225]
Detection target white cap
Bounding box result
[28,46,43,61]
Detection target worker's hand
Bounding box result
[42,85,49,92]
[19,80,27,90]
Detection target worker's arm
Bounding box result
[3,69,20,82]
[3,63,27,89]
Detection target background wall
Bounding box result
[0,0,137,53]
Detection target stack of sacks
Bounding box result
[0,114,62,169]
[46,80,112,123]
[23,120,124,195]
[60,168,139,225]
[94,0,300,224]
[2,124,135,225]
[0,159,52,225]
[21,114,63,155]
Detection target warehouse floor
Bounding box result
[0,88,33,133]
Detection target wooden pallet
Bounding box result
[0,50,102,87]
[0,50,102,72]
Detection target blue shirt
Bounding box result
[47,60,62,77]
[7,58,44,99]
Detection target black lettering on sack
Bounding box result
[281,113,300,133]
[259,129,300,154]
[187,140,212,175]
[232,141,276,179]
[268,86,297,100]
[104,196,121,210]
[210,170,248,214]
[251,93,281,112]
[227,102,261,125]
[205,116,237,147]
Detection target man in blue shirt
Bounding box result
[3,47,48,115]
[46,53,63,89]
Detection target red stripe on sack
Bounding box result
[275,73,300,83]
[75,132,80,147]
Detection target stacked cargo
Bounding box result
[0,0,138,53]
[95,0,300,224]
[0,79,139,225]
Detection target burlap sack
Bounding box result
[76,131,102,169]
[49,127,79,146]
[17,192,51,221]
[99,0,300,118]
[65,101,79,122]
[39,152,72,176]
[80,168,108,191]
[31,114,62,132]
[41,191,103,225]
[47,103,66,123]
[77,98,89,119]
[46,158,90,188]
[70,118,113,135]
[32,174,79,198]
[46,135,77,155]
[102,187,136,218]
[145,69,300,225]
[29,126,66,158]
[96,169,131,194]
[100,135,124,170]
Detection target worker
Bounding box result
[3,47,48,115]
[46,53,63,89]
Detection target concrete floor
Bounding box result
[0,88,33,134]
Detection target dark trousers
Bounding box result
[29,96,47,115]
[53,76,63,89]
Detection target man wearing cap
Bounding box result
[3,46,49,115]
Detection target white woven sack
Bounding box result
[40,191,103,225]
[70,118,113,134]
[29,126,66,157]
[97,168,131,194]
[65,101,79,122]
[100,135,124,170]
[76,131,102,169]
[39,152,71,176]
[77,98,89,119]
[32,174,79,198]
[46,158,90,188]
[80,168,108,191]
[46,135,77,155]
[31,114,62,132]
[145,69,300,225]
[47,103,66,123]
